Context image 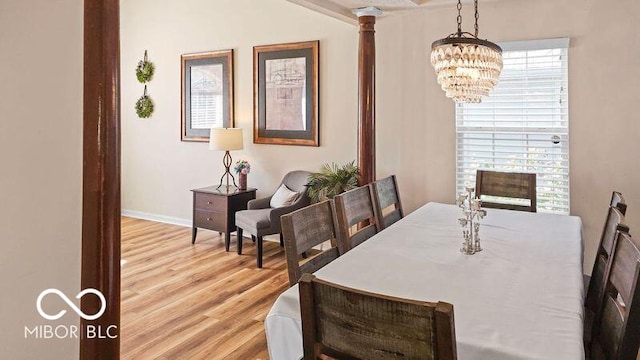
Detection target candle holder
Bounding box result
[457,186,487,255]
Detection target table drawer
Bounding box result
[194,210,226,231]
[195,193,226,211]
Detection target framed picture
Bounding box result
[181,50,234,142]
[253,41,319,146]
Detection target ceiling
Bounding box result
[285,0,482,24]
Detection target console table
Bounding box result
[190,186,256,251]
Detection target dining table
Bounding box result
[264,202,585,360]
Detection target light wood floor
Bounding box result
[121,216,289,359]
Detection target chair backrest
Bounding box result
[586,206,629,315]
[591,231,640,360]
[333,185,379,253]
[475,170,537,212]
[600,207,629,259]
[371,175,404,230]
[610,191,627,215]
[280,170,312,206]
[299,274,457,360]
[281,201,340,286]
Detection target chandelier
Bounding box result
[430,0,503,103]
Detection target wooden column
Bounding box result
[354,7,381,185]
[81,0,121,359]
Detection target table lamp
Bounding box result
[209,128,243,189]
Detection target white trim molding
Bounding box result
[284,0,499,24]
[284,0,358,24]
[499,38,570,52]
[352,6,383,17]
[121,209,191,227]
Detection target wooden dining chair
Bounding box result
[281,201,341,287]
[298,274,457,360]
[589,231,640,360]
[585,192,628,293]
[371,175,404,230]
[475,170,537,212]
[585,207,629,328]
[610,191,627,215]
[333,185,379,254]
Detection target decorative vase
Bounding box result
[238,173,247,190]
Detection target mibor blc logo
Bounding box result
[25,288,118,340]
[37,288,106,321]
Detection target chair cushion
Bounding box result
[282,170,311,193]
[236,208,273,233]
[270,184,299,208]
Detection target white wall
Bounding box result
[0,0,83,358]
[122,0,640,274]
[376,0,640,272]
[121,0,358,223]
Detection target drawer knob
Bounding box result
[206,217,212,221]
[207,201,212,205]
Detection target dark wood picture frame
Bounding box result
[253,41,319,146]
[181,50,234,142]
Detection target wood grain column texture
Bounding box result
[82,0,121,359]
[357,15,376,185]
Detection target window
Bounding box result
[456,38,570,214]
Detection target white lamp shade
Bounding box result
[209,128,243,151]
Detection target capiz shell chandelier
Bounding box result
[430,0,503,103]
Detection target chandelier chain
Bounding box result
[474,0,479,37]
[456,0,463,36]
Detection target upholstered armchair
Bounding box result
[235,170,311,268]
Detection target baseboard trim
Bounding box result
[121,209,191,227]
[121,210,279,241]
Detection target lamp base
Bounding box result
[217,151,237,189]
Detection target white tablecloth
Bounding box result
[265,202,584,360]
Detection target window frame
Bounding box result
[455,38,571,214]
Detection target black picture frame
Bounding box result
[181,50,234,142]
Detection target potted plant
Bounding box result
[306,161,359,202]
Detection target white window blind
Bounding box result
[456,38,570,214]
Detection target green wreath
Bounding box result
[136,60,154,83]
[135,94,154,118]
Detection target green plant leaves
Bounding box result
[136,60,154,83]
[135,51,155,118]
[306,161,359,202]
[135,95,154,118]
